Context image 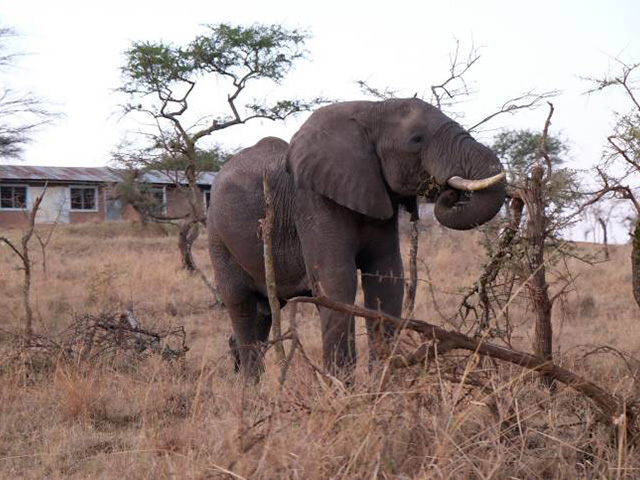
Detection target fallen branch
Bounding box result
[288,295,638,440]
[68,310,188,361]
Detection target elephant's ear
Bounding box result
[286,107,393,220]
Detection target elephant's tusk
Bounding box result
[446,172,505,191]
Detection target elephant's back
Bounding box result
[207,137,305,296]
[209,137,288,225]
[213,137,288,194]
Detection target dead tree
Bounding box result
[597,216,610,260]
[0,186,46,343]
[34,202,63,279]
[177,217,200,272]
[403,220,419,318]
[260,174,286,362]
[460,195,525,335]
[522,163,554,387]
[584,58,640,312]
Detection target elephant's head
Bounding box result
[286,98,506,230]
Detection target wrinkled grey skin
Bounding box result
[208,98,506,380]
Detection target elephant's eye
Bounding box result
[410,135,424,144]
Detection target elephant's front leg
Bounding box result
[314,261,358,376]
[359,240,404,365]
[295,195,359,377]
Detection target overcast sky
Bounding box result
[2,0,640,239]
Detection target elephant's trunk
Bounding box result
[428,126,506,230]
[434,181,506,230]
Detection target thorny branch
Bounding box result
[430,40,482,110]
[459,196,525,333]
[403,220,419,318]
[538,102,555,179]
[468,91,558,132]
[15,310,189,364]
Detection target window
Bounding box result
[149,187,165,213]
[70,187,97,211]
[0,185,28,210]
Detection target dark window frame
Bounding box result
[69,186,98,212]
[0,184,29,210]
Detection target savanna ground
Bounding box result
[0,216,639,479]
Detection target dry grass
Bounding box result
[0,219,639,479]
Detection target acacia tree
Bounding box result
[0,27,54,159]
[119,23,324,270]
[585,59,640,310]
[112,143,229,225]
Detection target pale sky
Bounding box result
[2,0,640,240]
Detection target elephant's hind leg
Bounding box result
[256,297,273,344]
[210,246,267,380]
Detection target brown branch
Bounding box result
[585,166,640,216]
[289,295,637,437]
[279,303,299,387]
[608,135,640,173]
[403,220,419,318]
[0,184,47,343]
[430,40,481,109]
[0,235,25,264]
[460,197,524,329]
[469,91,558,132]
[260,174,286,363]
[539,102,555,179]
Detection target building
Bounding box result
[0,165,215,228]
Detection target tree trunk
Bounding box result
[632,219,640,310]
[178,220,199,272]
[22,260,33,341]
[598,217,610,260]
[526,165,554,388]
[262,175,286,362]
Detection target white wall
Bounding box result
[31,186,69,223]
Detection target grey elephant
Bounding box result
[207,98,505,380]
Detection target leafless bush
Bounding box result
[0,309,188,381]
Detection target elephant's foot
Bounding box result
[228,335,241,373]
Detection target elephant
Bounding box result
[207,98,506,380]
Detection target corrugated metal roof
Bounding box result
[0,165,215,186]
[0,165,119,182]
[137,170,216,186]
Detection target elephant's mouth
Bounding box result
[436,187,473,210]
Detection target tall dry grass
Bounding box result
[0,219,638,479]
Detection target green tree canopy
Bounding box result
[120,23,322,140]
[113,144,230,173]
[118,23,323,270]
[492,129,568,180]
[491,128,579,224]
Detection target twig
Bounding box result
[539,102,555,181]
[278,304,299,388]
